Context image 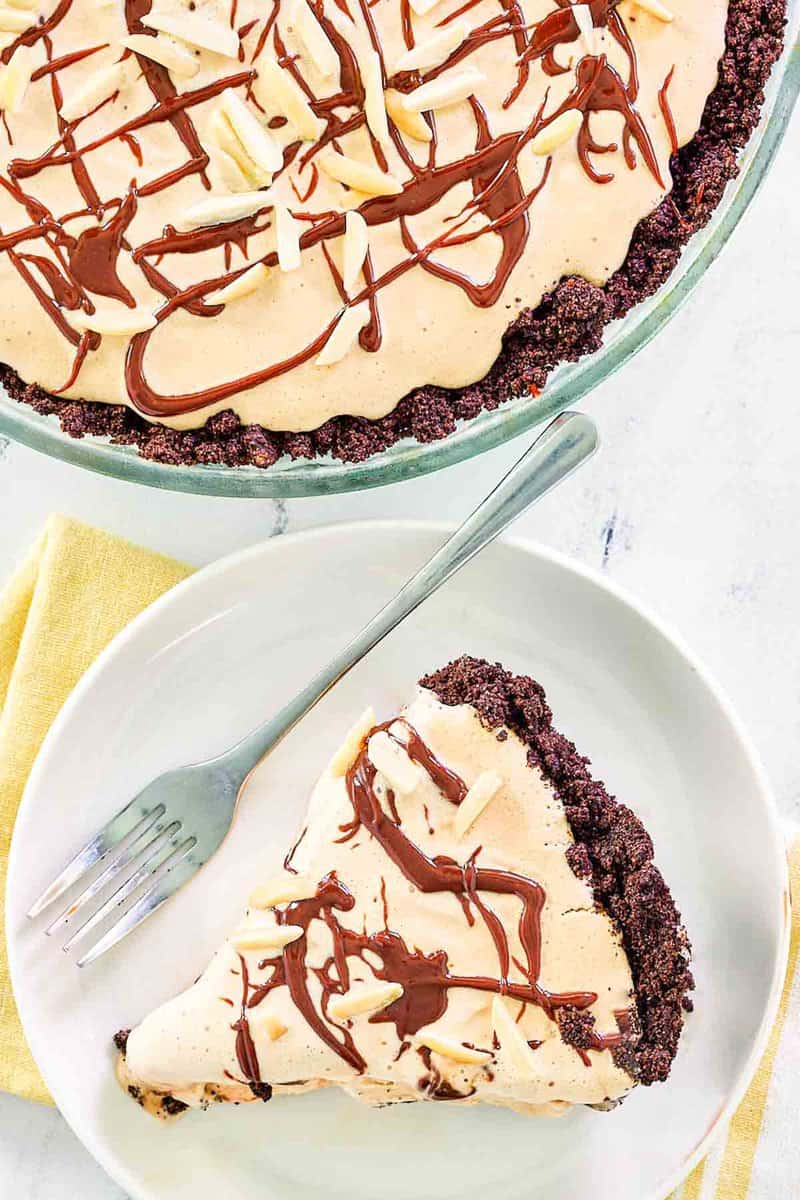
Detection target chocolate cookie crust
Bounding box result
[2,0,786,469]
[420,655,694,1087]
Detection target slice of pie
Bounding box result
[116,656,693,1118]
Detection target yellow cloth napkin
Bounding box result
[0,517,796,1200]
[0,514,189,1105]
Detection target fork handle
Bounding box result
[218,410,599,784]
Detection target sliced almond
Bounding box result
[231,923,304,952]
[72,307,157,336]
[0,5,34,31]
[120,33,200,78]
[453,770,502,839]
[207,144,253,193]
[414,1032,492,1065]
[395,21,468,73]
[342,210,368,295]
[290,0,339,79]
[338,189,370,212]
[491,996,540,1074]
[315,302,370,366]
[60,60,131,122]
[319,152,402,197]
[176,190,272,231]
[208,107,269,186]
[252,57,323,141]
[328,982,403,1021]
[0,44,33,113]
[144,9,239,58]
[211,261,270,304]
[409,0,441,14]
[259,1013,289,1041]
[385,88,431,143]
[362,48,390,147]
[209,105,244,156]
[275,203,302,271]
[402,68,484,113]
[248,874,317,909]
[633,0,674,20]
[367,730,422,796]
[221,88,283,176]
[571,4,597,54]
[329,706,376,775]
[530,108,583,155]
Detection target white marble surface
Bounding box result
[0,101,797,1200]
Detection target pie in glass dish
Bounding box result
[0,0,786,468]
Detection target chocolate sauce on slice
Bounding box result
[233,717,603,1086]
[401,724,467,805]
[232,954,262,1082]
[284,825,307,873]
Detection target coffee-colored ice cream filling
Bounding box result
[0,0,725,431]
[121,687,639,1116]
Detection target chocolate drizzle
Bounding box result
[402,722,467,804]
[0,0,668,419]
[20,253,81,309]
[231,714,615,1094]
[232,953,262,1082]
[659,65,679,156]
[560,55,664,188]
[125,0,211,189]
[68,189,138,305]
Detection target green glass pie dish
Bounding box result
[1,11,798,499]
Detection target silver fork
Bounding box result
[28,410,599,966]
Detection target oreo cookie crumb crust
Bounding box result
[0,0,786,467]
[113,1028,130,1054]
[114,1026,192,1116]
[420,655,694,1087]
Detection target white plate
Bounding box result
[7,522,790,1200]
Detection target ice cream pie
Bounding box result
[0,0,786,468]
[117,656,693,1118]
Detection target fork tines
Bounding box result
[27,795,196,967]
